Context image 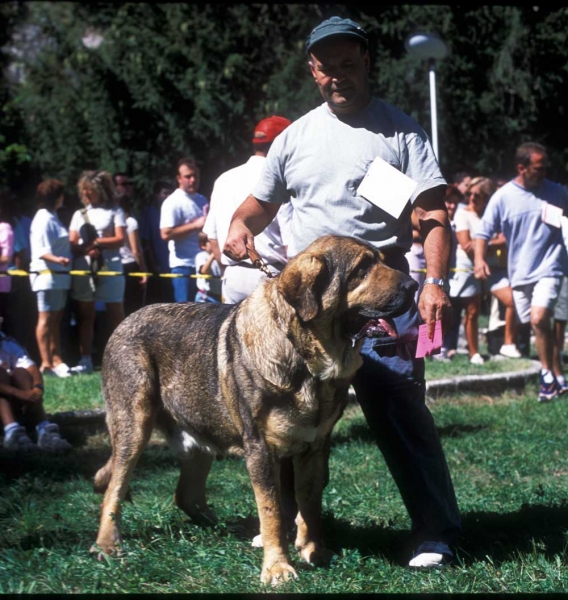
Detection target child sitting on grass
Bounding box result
[0,322,72,451]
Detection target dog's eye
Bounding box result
[348,256,374,289]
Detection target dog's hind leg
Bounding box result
[93,409,154,556]
[174,451,217,525]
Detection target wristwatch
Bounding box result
[423,277,450,294]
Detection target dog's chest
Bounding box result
[263,380,347,450]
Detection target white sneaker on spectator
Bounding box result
[3,426,36,450]
[499,344,522,359]
[52,363,72,378]
[70,357,94,375]
[409,541,454,568]
[470,353,485,365]
[37,423,72,451]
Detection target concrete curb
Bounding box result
[48,361,542,428]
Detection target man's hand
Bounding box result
[474,259,491,280]
[418,283,452,341]
[223,219,256,262]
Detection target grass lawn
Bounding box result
[2,361,568,593]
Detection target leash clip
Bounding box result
[246,244,275,279]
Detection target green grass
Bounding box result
[3,375,568,593]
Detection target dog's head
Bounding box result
[277,235,418,344]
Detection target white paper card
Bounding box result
[542,202,563,228]
[357,156,418,219]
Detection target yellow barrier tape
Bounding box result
[410,268,473,274]
[1,269,219,279]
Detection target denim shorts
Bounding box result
[36,289,68,312]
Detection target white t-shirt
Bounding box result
[203,155,292,267]
[29,208,72,292]
[195,250,222,296]
[253,99,446,257]
[453,208,479,270]
[119,216,138,265]
[0,332,35,373]
[69,205,127,273]
[159,188,209,268]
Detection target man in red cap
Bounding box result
[203,116,293,303]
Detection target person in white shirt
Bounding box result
[160,158,209,303]
[117,194,148,316]
[68,171,126,375]
[203,116,292,303]
[194,232,223,303]
[29,179,72,378]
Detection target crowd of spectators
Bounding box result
[1,135,568,450]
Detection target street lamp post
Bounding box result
[405,32,449,161]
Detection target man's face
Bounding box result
[114,175,134,199]
[456,176,471,196]
[518,152,547,190]
[177,164,199,195]
[309,37,371,115]
[445,198,458,221]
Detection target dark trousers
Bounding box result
[352,255,462,547]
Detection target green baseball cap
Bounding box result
[306,16,368,53]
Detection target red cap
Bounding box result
[252,116,291,145]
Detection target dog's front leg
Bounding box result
[244,437,298,585]
[292,438,334,566]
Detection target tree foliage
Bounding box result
[3,3,568,210]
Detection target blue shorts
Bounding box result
[36,289,68,312]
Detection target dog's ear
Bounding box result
[277,254,328,322]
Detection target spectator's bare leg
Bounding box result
[0,367,17,427]
[552,319,566,379]
[531,306,553,371]
[493,287,517,346]
[12,367,47,425]
[463,295,480,357]
[76,300,96,358]
[105,302,125,334]
[51,309,65,368]
[36,310,54,371]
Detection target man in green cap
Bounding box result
[224,15,461,568]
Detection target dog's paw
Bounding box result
[297,542,335,566]
[251,533,263,548]
[261,558,298,586]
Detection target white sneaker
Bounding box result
[52,363,72,378]
[3,426,36,450]
[470,353,485,365]
[37,423,72,451]
[409,541,454,568]
[70,358,94,375]
[499,344,522,359]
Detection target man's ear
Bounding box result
[277,254,328,322]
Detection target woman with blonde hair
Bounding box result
[68,171,126,374]
[454,176,520,363]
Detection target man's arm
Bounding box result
[413,186,452,338]
[474,238,491,280]
[223,195,281,261]
[160,215,206,242]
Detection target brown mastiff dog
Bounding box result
[92,234,417,584]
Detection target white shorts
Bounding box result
[512,277,563,324]
[222,263,282,304]
[554,276,568,321]
[36,289,68,312]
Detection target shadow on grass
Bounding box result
[332,421,487,446]
[458,503,568,565]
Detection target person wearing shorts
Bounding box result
[68,171,126,375]
[29,179,72,377]
[475,142,568,402]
